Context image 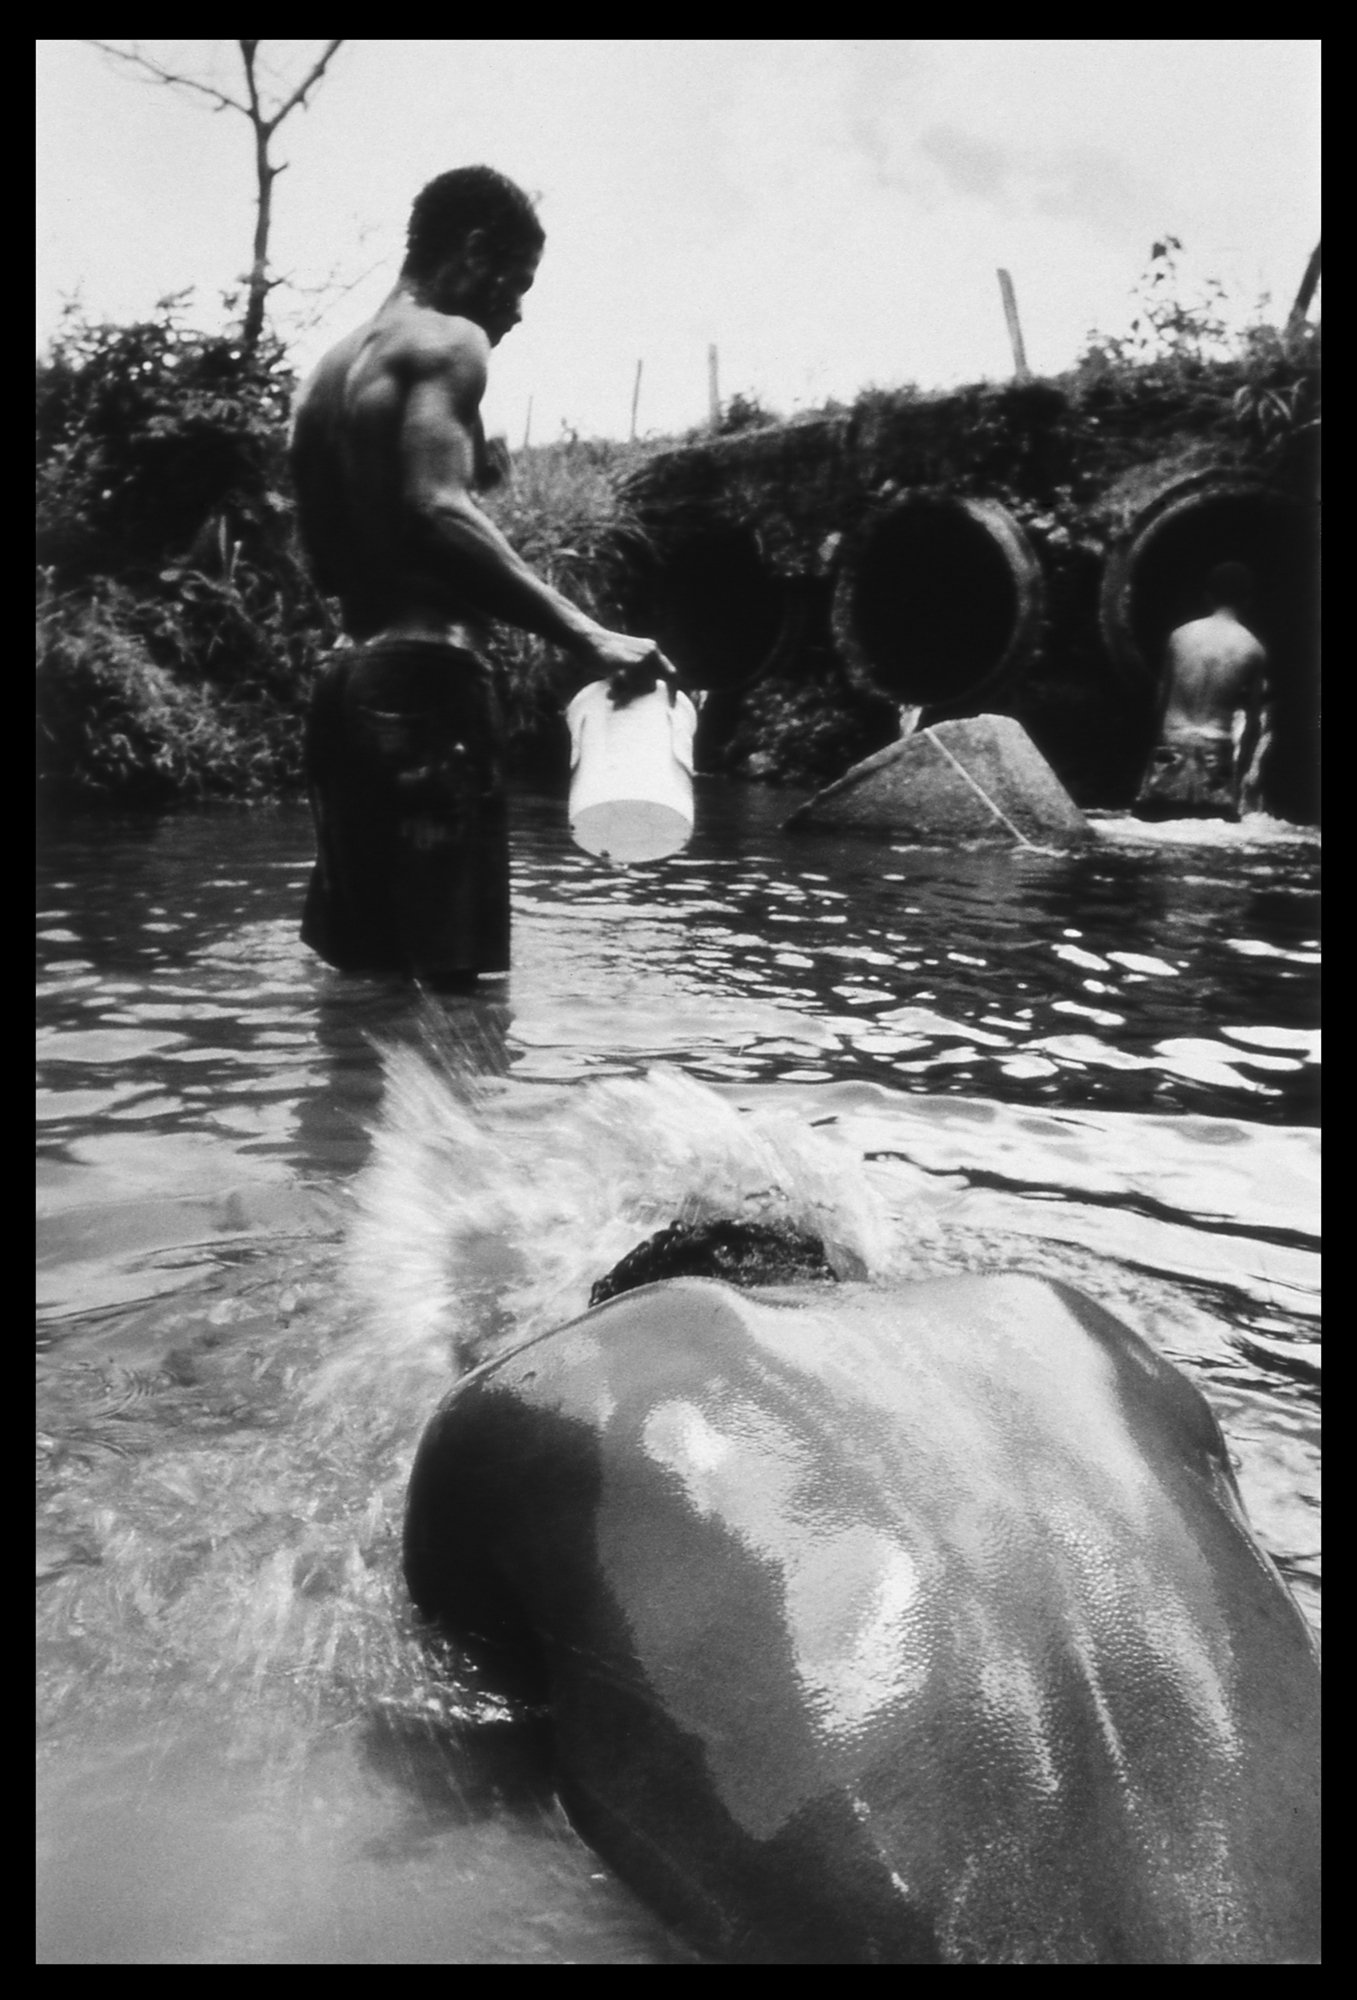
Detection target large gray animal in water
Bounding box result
[405,1222,1321,1965]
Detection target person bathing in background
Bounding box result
[1135,561,1271,822]
[289,166,674,985]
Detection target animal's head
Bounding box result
[589,1217,837,1306]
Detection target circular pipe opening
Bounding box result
[640,528,786,691]
[1101,476,1307,680]
[1101,475,1318,818]
[831,495,1043,706]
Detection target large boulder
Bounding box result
[784,713,1090,846]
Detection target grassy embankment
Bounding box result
[35,300,672,809]
[36,260,1317,808]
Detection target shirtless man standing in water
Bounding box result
[290,166,671,983]
[1135,561,1271,821]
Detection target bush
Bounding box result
[36,299,333,804]
[716,390,780,436]
[1066,237,1320,469]
[724,669,898,787]
[480,436,653,770]
[37,578,305,805]
[34,302,670,800]
[37,296,297,581]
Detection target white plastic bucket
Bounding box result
[566,679,698,864]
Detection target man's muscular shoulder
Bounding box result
[1170,615,1265,664]
[363,304,490,411]
[292,327,356,425]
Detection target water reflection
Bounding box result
[36,791,1320,1964]
[505,789,1320,1116]
[39,793,1320,1187]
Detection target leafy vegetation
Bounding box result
[478,436,652,771]
[628,241,1317,794]
[1065,237,1319,464]
[36,241,1318,806]
[715,390,781,437]
[37,576,304,803]
[37,298,333,805]
[720,666,898,787]
[35,298,657,804]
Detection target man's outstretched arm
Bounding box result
[398,331,675,700]
[1236,645,1273,812]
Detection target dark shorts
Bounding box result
[301,640,510,980]
[1135,739,1240,821]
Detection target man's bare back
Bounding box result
[1135,565,1272,820]
[291,192,666,691]
[1159,610,1267,746]
[293,299,516,644]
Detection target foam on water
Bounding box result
[41,1039,913,1745]
[336,1027,909,1396]
[1088,811,1321,849]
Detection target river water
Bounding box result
[36,785,1320,1965]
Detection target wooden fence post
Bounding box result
[996,270,1031,381]
[1287,242,1322,332]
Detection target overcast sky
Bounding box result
[37,39,1320,443]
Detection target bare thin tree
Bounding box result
[86,39,344,354]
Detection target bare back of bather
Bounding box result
[1137,563,1272,819]
[291,298,516,649]
[1159,611,1268,749]
[290,168,669,691]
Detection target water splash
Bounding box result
[337,1033,909,1390]
[1088,811,1320,850]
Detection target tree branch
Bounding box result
[265,40,344,133]
[238,39,265,128]
[87,38,345,357]
[84,41,248,117]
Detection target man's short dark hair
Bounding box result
[404,167,544,279]
[589,1219,836,1306]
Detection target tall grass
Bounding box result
[37,577,313,805]
[38,256,1316,806]
[480,436,656,768]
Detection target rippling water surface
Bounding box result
[37,786,1320,1964]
